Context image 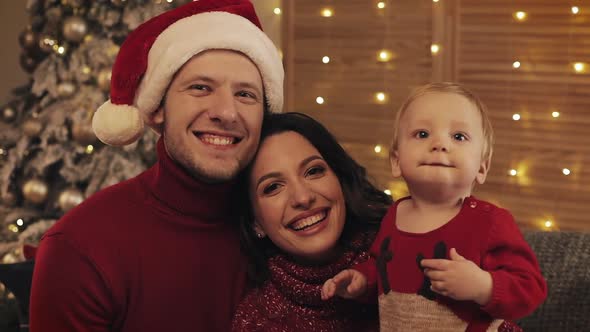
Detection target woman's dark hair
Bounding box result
[237,112,392,285]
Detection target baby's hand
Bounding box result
[420,248,492,306]
[321,269,368,301]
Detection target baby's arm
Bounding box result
[478,209,547,319]
[321,269,368,300]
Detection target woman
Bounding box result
[232,112,392,331]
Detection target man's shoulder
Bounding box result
[47,172,149,235]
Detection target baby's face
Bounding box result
[391,92,488,194]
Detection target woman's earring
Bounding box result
[256,232,265,239]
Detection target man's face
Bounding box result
[153,50,265,183]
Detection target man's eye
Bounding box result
[237,91,256,99]
[415,131,429,139]
[189,84,208,91]
[454,133,467,141]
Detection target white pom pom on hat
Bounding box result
[92,0,284,146]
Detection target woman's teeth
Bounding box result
[291,211,327,231]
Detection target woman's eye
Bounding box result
[306,166,326,177]
[262,183,280,195]
[415,131,429,139]
[454,133,467,141]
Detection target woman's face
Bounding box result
[249,131,346,263]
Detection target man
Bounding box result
[29,1,283,331]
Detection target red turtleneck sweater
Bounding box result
[30,138,247,332]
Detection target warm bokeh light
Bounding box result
[514,11,527,21]
[316,96,325,105]
[573,62,586,73]
[16,219,23,226]
[544,220,553,228]
[377,2,386,9]
[571,6,580,14]
[512,113,521,121]
[322,56,330,64]
[321,8,334,17]
[273,7,281,15]
[509,169,518,176]
[85,145,94,154]
[512,61,521,69]
[375,92,387,103]
[552,111,560,118]
[374,145,382,153]
[377,49,393,62]
[431,44,440,55]
[562,168,571,176]
[384,189,392,195]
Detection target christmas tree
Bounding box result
[0,0,189,263]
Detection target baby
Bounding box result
[322,82,546,331]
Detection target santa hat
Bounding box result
[92,0,284,146]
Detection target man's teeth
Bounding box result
[200,135,235,146]
[291,211,327,231]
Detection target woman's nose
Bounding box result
[290,182,317,209]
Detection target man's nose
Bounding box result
[208,89,237,123]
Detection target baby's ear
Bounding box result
[476,156,491,185]
[390,150,402,178]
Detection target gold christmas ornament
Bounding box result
[19,29,39,50]
[72,123,97,145]
[63,16,88,43]
[57,81,77,98]
[2,106,16,122]
[97,68,112,92]
[23,118,43,137]
[22,178,49,204]
[58,188,85,212]
[2,252,18,264]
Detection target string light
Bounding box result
[562,168,571,176]
[377,49,393,62]
[85,145,94,154]
[552,111,560,118]
[321,8,334,17]
[316,97,325,105]
[544,220,553,228]
[57,46,66,55]
[512,61,521,69]
[322,56,330,64]
[431,44,440,55]
[508,169,518,176]
[166,0,173,3]
[16,219,24,226]
[433,0,440,2]
[375,92,387,103]
[273,7,281,15]
[514,11,527,21]
[571,6,579,15]
[512,113,521,121]
[8,225,18,233]
[374,145,382,153]
[573,62,586,73]
[0,148,4,155]
[384,189,392,195]
[377,2,385,9]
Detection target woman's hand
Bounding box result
[321,269,368,300]
[420,248,493,306]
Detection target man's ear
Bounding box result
[390,150,402,178]
[149,106,165,134]
[476,156,491,185]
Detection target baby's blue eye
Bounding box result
[454,133,467,141]
[417,131,429,139]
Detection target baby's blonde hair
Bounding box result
[390,82,494,166]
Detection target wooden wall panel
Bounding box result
[283,0,590,231]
